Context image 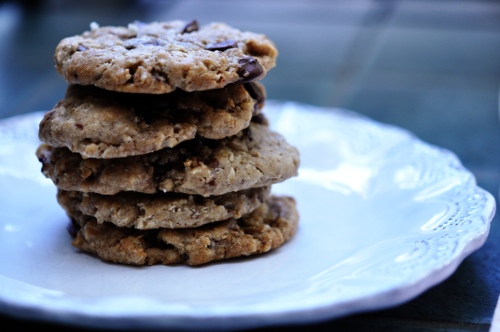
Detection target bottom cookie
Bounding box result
[71,195,298,266]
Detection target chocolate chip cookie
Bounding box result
[71,195,298,266]
[57,186,269,229]
[38,82,265,158]
[36,120,300,196]
[39,19,300,268]
[55,20,278,93]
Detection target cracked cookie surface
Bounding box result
[36,120,300,197]
[71,195,298,266]
[58,186,269,229]
[55,20,278,93]
[39,83,265,158]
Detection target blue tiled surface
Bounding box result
[0,0,499,331]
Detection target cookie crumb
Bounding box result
[90,21,99,31]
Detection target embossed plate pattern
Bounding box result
[0,101,495,330]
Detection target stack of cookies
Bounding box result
[36,20,300,266]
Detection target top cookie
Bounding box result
[54,20,278,94]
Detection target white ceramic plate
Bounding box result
[0,101,495,331]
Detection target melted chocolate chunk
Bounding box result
[181,20,199,34]
[251,113,268,125]
[237,57,264,83]
[205,40,237,51]
[244,82,265,105]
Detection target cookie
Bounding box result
[57,186,269,229]
[38,82,266,158]
[36,120,300,196]
[54,20,278,94]
[71,195,298,266]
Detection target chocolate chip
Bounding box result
[66,219,80,238]
[181,20,199,34]
[192,195,205,205]
[222,202,235,210]
[143,38,161,47]
[123,40,137,50]
[244,82,265,105]
[237,57,264,83]
[205,40,237,51]
[251,114,269,125]
[152,161,171,182]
